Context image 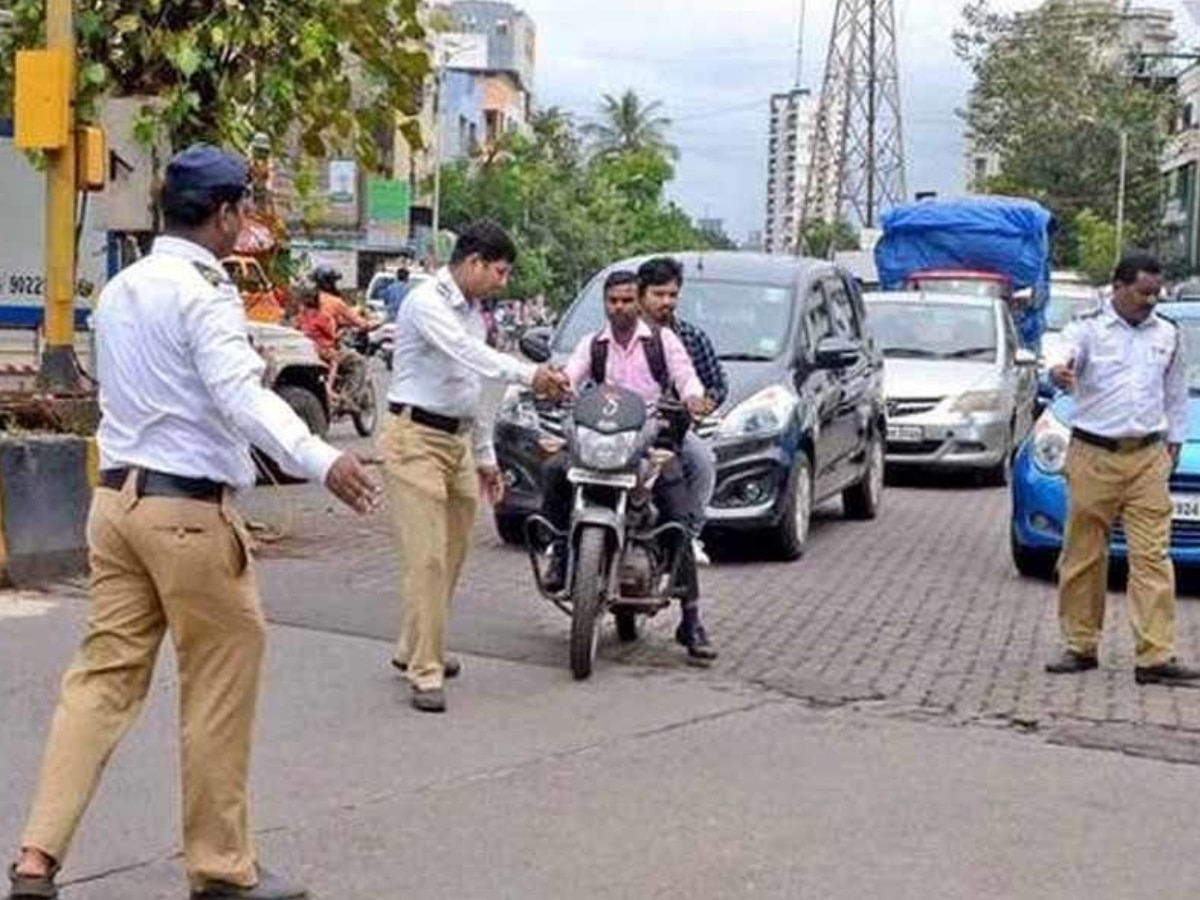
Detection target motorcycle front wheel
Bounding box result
[569,526,609,680]
[352,378,379,437]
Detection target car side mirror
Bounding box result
[519,326,552,363]
[813,336,861,370]
[1014,348,1038,367]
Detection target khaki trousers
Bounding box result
[378,412,479,690]
[21,476,264,890]
[1058,439,1176,667]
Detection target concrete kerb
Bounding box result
[0,434,96,585]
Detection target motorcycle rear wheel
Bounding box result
[570,527,608,680]
[352,379,379,437]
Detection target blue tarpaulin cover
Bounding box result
[874,196,1055,347]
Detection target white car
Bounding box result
[365,270,433,317]
[865,291,1040,485]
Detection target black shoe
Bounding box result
[391,657,461,679]
[411,685,447,713]
[1135,658,1200,686]
[191,867,307,899]
[1044,650,1099,674]
[675,622,719,665]
[7,863,58,900]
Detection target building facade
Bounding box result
[763,87,815,255]
[1162,63,1200,273]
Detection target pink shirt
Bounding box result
[564,320,704,404]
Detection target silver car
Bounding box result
[864,291,1039,485]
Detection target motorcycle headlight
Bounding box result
[497,386,541,431]
[576,427,640,471]
[716,385,796,440]
[1031,410,1071,474]
[949,390,1006,414]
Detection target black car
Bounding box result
[493,252,886,560]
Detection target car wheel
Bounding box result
[982,431,1014,488]
[1010,525,1058,580]
[843,432,884,520]
[771,455,812,561]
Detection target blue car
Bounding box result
[1011,302,1200,578]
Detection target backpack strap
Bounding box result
[640,327,672,394]
[590,334,609,385]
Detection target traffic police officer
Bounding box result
[1047,252,1200,685]
[7,146,379,900]
[381,220,568,713]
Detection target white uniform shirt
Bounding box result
[95,236,341,489]
[387,267,536,466]
[1056,302,1189,443]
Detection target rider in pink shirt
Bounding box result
[562,318,704,405]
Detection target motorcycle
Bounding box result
[330,330,380,437]
[525,384,692,680]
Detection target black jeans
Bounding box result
[541,452,699,603]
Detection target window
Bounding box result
[805,284,834,347]
[823,276,860,339]
[974,156,988,184]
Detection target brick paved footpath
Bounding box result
[241,456,1200,764]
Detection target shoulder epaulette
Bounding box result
[1079,308,1104,320]
[192,261,231,288]
[436,280,454,300]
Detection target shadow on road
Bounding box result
[884,465,1003,492]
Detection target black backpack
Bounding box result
[589,327,671,393]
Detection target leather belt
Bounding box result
[99,468,226,503]
[1072,428,1165,454]
[388,402,472,435]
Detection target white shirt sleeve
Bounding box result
[182,290,341,483]
[1166,324,1189,444]
[410,291,537,386]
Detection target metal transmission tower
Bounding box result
[800,0,907,244]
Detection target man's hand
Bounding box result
[478,464,506,506]
[685,396,708,418]
[1050,358,1077,392]
[325,453,382,514]
[696,395,718,417]
[533,364,571,400]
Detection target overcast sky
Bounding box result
[515,0,1198,242]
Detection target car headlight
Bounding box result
[716,385,796,440]
[949,390,1006,414]
[576,427,640,471]
[497,386,541,431]
[1031,410,1071,474]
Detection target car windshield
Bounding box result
[1044,292,1099,331]
[553,278,796,360]
[910,278,1006,300]
[867,301,998,362]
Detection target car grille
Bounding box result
[1171,472,1200,493]
[1113,520,1200,549]
[886,439,944,456]
[888,397,943,418]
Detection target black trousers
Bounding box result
[541,452,699,603]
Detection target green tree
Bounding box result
[955,0,1173,266]
[802,220,861,258]
[438,102,721,310]
[1073,209,1118,285]
[0,0,430,165]
[583,90,678,160]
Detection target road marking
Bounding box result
[0,592,59,620]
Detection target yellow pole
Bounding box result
[39,0,79,392]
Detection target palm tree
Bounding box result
[584,90,678,159]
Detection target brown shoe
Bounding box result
[1135,659,1200,686]
[1044,650,1098,674]
[391,657,461,679]
[7,862,58,900]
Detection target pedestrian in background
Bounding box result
[5,146,379,900]
[380,220,569,713]
[1046,252,1200,686]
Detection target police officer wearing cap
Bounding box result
[6,146,379,900]
[380,220,568,713]
[1046,251,1200,686]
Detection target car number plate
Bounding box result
[887,424,924,443]
[1172,494,1200,522]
